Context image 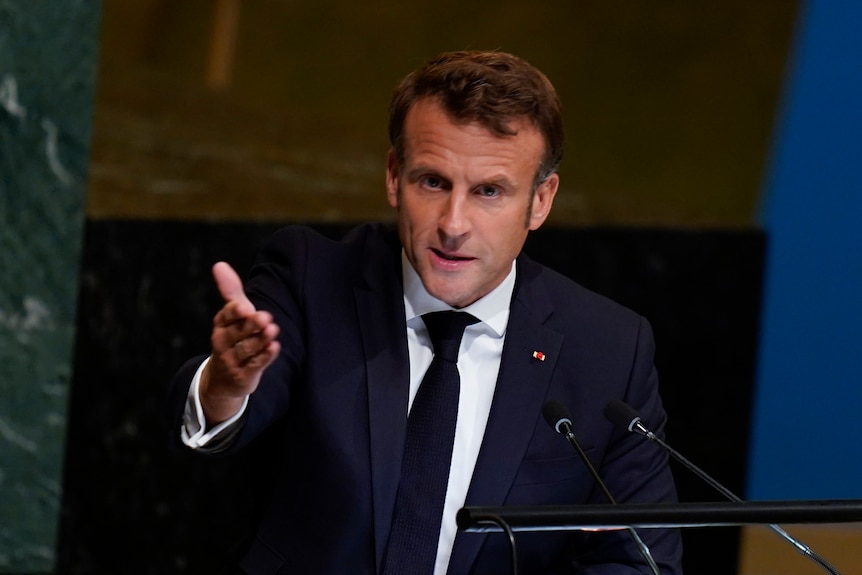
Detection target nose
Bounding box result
[438,191,471,240]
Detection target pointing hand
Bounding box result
[200,262,281,424]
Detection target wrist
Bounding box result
[200,364,247,424]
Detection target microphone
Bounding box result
[604,399,841,575]
[543,400,573,434]
[542,400,662,575]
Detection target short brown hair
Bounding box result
[388,50,564,184]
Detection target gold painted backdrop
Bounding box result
[87,0,799,226]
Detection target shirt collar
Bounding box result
[402,251,514,338]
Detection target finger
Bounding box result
[239,338,281,370]
[213,300,254,329]
[244,310,277,334]
[233,340,279,373]
[213,261,252,307]
[232,320,280,362]
[217,308,276,339]
[246,339,281,370]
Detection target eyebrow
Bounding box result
[404,165,441,182]
[405,164,518,189]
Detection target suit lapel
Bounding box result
[354,229,410,572]
[448,256,564,573]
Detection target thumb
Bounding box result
[212,261,251,306]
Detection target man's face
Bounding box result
[386,98,558,308]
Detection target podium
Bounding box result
[457,500,862,532]
[458,500,862,574]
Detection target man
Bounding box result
[169,50,683,574]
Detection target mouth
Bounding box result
[430,248,474,267]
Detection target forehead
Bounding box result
[401,99,545,172]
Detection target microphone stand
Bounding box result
[639,428,840,575]
[598,396,842,575]
[474,514,518,575]
[560,427,663,575]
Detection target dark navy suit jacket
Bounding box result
[169,223,683,574]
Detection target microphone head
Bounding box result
[603,399,641,433]
[542,400,573,434]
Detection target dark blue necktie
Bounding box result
[382,311,480,575]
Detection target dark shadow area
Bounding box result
[57,220,764,574]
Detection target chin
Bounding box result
[426,286,463,308]
[438,291,474,309]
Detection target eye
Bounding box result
[420,175,444,190]
[476,185,501,198]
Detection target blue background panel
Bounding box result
[749,0,862,500]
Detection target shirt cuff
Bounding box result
[180,356,249,450]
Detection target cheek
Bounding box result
[494,223,529,258]
[396,205,427,249]
[398,198,434,232]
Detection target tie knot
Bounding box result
[422,311,479,363]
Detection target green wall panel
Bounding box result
[0,1,101,571]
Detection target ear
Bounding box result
[386,149,400,209]
[528,173,559,230]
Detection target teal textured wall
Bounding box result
[0,1,101,571]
